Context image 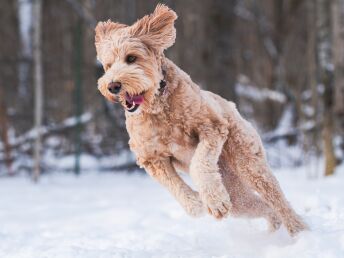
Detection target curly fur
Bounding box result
[95,4,308,236]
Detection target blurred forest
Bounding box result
[0,0,343,178]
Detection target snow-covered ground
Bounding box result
[0,165,344,258]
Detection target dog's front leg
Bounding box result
[190,133,232,219]
[143,158,205,217]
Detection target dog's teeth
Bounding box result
[127,101,136,111]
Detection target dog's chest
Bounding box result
[128,124,166,158]
[126,115,197,167]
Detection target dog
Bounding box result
[95,4,308,236]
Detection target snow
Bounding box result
[0,113,92,152]
[0,165,344,258]
[43,151,136,172]
[235,75,286,104]
[270,104,293,136]
[63,113,92,127]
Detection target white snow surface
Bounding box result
[0,166,344,258]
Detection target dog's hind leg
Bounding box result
[220,163,282,232]
[236,160,308,236]
[222,117,308,236]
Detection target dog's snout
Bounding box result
[108,81,122,94]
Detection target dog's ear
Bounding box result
[95,20,127,43]
[130,4,177,51]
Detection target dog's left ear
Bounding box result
[130,4,178,51]
[95,20,127,44]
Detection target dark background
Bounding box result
[0,0,343,178]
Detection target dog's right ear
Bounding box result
[95,20,127,43]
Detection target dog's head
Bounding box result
[95,4,177,114]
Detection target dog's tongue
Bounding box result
[125,93,144,104]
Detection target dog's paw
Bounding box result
[183,191,205,218]
[285,214,309,236]
[267,213,282,232]
[200,185,232,220]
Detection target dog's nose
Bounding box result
[108,81,122,94]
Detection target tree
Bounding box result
[332,0,344,155]
[33,0,43,182]
[316,0,337,176]
[0,87,12,175]
[306,0,321,177]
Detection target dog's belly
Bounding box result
[169,142,195,173]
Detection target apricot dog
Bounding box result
[95,4,307,236]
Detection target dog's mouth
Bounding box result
[124,92,144,112]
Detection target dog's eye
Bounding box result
[126,55,136,64]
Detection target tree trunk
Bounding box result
[17,0,33,99]
[33,0,43,182]
[316,0,337,176]
[307,0,321,178]
[332,0,344,160]
[332,0,344,115]
[204,0,237,102]
[0,88,12,175]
